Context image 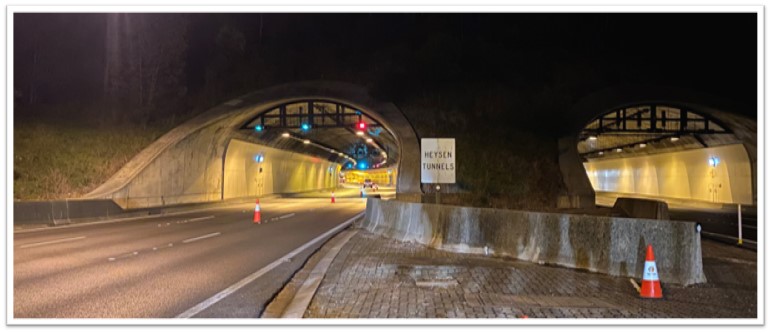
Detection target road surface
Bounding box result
[13,196,365,318]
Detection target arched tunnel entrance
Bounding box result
[221,99,402,200]
[85,81,421,208]
[578,104,754,207]
[558,86,757,210]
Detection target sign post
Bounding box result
[421,138,456,205]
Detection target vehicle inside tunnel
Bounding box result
[577,104,754,207]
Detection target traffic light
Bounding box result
[356,121,367,131]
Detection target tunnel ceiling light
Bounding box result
[670,136,680,142]
[598,151,604,155]
[365,138,373,143]
[330,149,336,153]
[615,148,623,153]
[282,132,290,138]
[356,131,364,136]
[303,139,311,144]
[639,143,647,148]
[588,135,598,141]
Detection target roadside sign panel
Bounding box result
[421,138,455,183]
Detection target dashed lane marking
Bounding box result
[18,236,86,249]
[182,232,222,244]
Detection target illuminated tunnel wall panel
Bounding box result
[342,168,398,186]
[223,139,339,199]
[583,144,752,205]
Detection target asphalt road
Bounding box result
[12,197,365,318]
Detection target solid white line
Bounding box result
[18,236,86,249]
[181,232,221,244]
[702,231,757,244]
[278,213,296,219]
[175,211,364,319]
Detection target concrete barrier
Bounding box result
[612,197,670,220]
[359,198,706,285]
[14,199,126,225]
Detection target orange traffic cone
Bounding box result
[253,199,261,224]
[640,244,663,299]
[331,192,336,203]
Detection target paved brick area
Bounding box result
[305,230,757,319]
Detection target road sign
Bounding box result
[421,138,455,183]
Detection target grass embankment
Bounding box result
[14,123,168,200]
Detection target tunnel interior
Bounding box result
[577,104,753,205]
[223,99,402,199]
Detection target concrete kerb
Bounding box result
[360,198,707,286]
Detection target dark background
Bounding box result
[14,13,757,127]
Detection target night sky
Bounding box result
[13,13,758,125]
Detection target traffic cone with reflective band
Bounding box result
[253,199,261,224]
[640,244,663,299]
[331,192,336,203]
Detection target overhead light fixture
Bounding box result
[670,136,680,142]
[330,149,336,153]
[303,139,311,144]
[281,132,290,138]
[366,138,373,143]
[615,148,623,153]
[356,131,364,136]
[588,135,598,141]
[598,151,604,156]
[639,143,647,148]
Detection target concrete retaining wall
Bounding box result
[359,198,706,285]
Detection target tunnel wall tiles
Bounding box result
[359,198,706,286]
[583,144,753,205]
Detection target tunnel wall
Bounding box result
[360,198,706,285]
[223,139,339,199]
[584,144,753,205]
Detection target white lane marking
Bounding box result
[18,236,86,249]
[701,231,757,245]
[278,213,295,219]
[186,215,215,223]
[175,211,365,319]
[181,232,221,244]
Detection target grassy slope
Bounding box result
[13,123,167,200]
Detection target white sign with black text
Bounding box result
[421,138,456,184]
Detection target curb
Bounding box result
[280,229,359,318]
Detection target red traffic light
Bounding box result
[357,122,367,130]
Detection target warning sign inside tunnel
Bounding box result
[421,138,456,184]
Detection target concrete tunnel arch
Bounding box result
[85,81,422,209]
[558,85,757,209]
